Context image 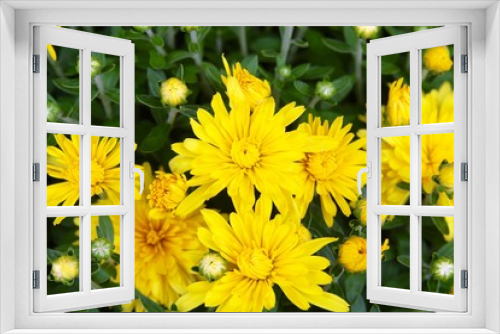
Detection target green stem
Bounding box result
[166,27,176,49]
[215,29,223,55]
[94,75,113,119]
[238,27,248,57]
[146,29,166,56]
[288,26,308,63]
[354,38,364,105]
[280,26,294,64]
[190,30,214,97]
[308,96,321,109]
[167,107,179,125]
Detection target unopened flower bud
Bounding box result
[91,237,114,262]
[50,255,79,285]
[278,65,292,79]
[76,56,102,78]
[354,26,380,39]
[431,256,454,282]
[315,81,336,100]
[160,77,189,107]
[198,253,227,281]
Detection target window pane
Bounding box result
[421,45,454,125]
[381,215,409,290]
[91,52,121,127]
[91,216,121,290]
[47,133,81,207]
[381,52,410,127]
[47,216,80,295]
[421,216,454,295]
[421,133,454,204]
[381,136,410,205]
[46,45,80,124]
[91,136,121,205]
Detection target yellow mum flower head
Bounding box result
[437,163,454,190]
[221,55,271,110]
[386,78,410,126]
[147,171,188,219]
[47,135,121,225]
[134,199,206,309]
[354,26,379,39]
[437,192,454,242]
[176,200,349,312]
[170,93,307,217]
[160,77,190,107]
[49,255,79,285]
[296,114,366,227]
[338,236,390,273]
[424,46,453,74]
[353,198,367,226]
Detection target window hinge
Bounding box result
[33,163,40,182]
[461,54,468,73]
[461,162,468,181]
[33,270,40,289]
[461,270,468,289]
[33,54,40,73]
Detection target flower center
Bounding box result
[305,151,338,181]
[231,138,261,169]
[147,229,162,245]
[148,173,187,211]
[90,160,105,194]
[237,248,273,280]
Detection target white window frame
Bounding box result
[32,26,136,312]
[365,26,467,312]
[0,2,499,334]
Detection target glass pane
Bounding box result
[91,215,121,290]
[421,133,454,203]
[421,45,454,125]
[381,52,410,127]
[91,52,121,127]
[421,216,454,295]
[47,133,81,207]
[381,136,410,205]
[381,215,409,290]
[46,45,80,124]
[91,136,121,205]
[47,216,80,295]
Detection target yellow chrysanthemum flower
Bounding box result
[169,93,312,217]
[160,77,190,107]
[437,163,454,190]
[176,200,349,312]
[437,192,454,242]
[295,115,366,227]
[424,46,453,74]
[385,78,410,126]
[47,135,121,225]
[338,236,390,273]
[352,198,367,225]
[47,45,57,61]
[221,55,271,110]
[147,171,188,219]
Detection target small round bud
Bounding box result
[50,255,79,285]
[198,253,227,281]
[315,81,336,100]
[91,237,114,262]
[278,65,292,79]
[431,256,454,282]
[160,77,189,107]
[76,56,102,78]
[354,26,380,39]
[180,26,199,33]
[133,26,151,33]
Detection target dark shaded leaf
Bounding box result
[140,123,171,153]
[397,255,410,268]
[322,38,353,54]
[343,26,358,47]
[137,289,165,312]
[98,216,114,245]
[165,50,192,65]
[291,63,310,79]
[301,66,334,80]
[293,81,311,96]
[147,68,165,96]
[241,55,259,75]
[137,94,163,108]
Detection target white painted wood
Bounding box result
[7,5,489,333]
[32,26,135,313]
[366,26,467,312]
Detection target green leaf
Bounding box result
[332,75,356,103]
[322,38,353,54]
[91,266,110,284]
[137,289,165,312]
[381,62,400,75]
[431,216,450,236]
[343,26,358,47]
[146,69,165,97]
[301,66,334,80]
[397,255,410,268]
[437,241,454,259]
[293,80,311,96]
[343,272,366,303]
[136,94,163,109]
[150,34,164,47]
[290,39,309,48]
[202,62,222,85]
[47,249,64,263]
[98,63,116,76]
[369,304,381,312]
[241,55,259,75]
[261,49,279,58]
[140,123,171,153]
[149,50,167,70]
[165,50,192,65]
[52,78,80,94]
[291,63,310,79]
[98,216,114,245]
